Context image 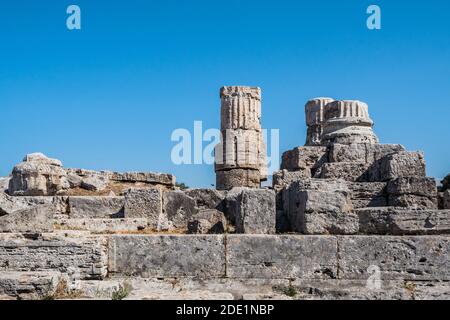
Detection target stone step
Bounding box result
[0,271,61,300]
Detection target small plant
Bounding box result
[175,182,189,190]
[41,278,84,300]
[111,284,130,300]
[273,284,297,298]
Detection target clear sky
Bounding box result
[0,0,449,188]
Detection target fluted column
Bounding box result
[215,86,267,190]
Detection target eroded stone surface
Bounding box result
[0,205,54,233]
[8,153,69,196]
[357,208,450,235]
[109,235,225,278]
[337,236,450,281]
[124,189,162,229]
[226,235,338,279]
[0,233,108,280]
[69,196,124,219]
[225,188,276,234]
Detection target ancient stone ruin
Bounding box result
[0,87,449,300]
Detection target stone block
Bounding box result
[387,177,437,197]
[301,211,359,235]
[8,153,69,196]
[80,174,109,192]
[357,208,450,235]
[226,235,338,279]
[348,182,387,208]
[387,177,438,209]
[225,188,276,234]
[0,205,54,233]
[108,235,225,278]
[0,233,108,280]
[109,171,176,186]
[184,189,226,211]
[285,179,353,233]
[388,195,438,210]
[316,162,369,182]
[163,191,198,230]
[0,193,67,215]
[337,236,450,280]
[0,271,61,300]
[329,143,405,164]
[124,188,162,228]
[54,218,148,233]
[68,196,124,219]
[379,151,426,181]
[272,170,308,190]
[280,146,328,176]
[187,209,227,234]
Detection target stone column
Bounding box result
[321,100,379,145]
[215,86,267,190]
[305,97,335,146]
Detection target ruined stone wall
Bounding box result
[0,88,449,300]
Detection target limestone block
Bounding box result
[225,188,276,234]
[412,281,450,300]
[163,191,198,230]
[301,211,359,235]
[387,177,437,197]
[216,169,260,190]
[66,174,83,188]
[280,146,328,176]
[68,196,124,219]
[0,233,108,280]
[123,189,162,228]
[388,195,438,210]
[379,151,426,181]
[357,208,450,235]
[285,179,353,233]
[288,279,411,300]
[348,182,387,208]
[0,271,61,300]
[386,177,437,209]
[0,204,53,233]
[187,209,227,234]
[316,162,369,182]
[81,174,109,192]
[184,189,226,211]
[109,171,176,187]
[226,235,338,279]
[329,143,405,164]
[272,170,307,190]
[8,153,69,196]
[54,218,148,233]
[337,236,450,281]
[108,235,226,278]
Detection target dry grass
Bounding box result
[42,279,85,300]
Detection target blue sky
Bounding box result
[0,0,449,188]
